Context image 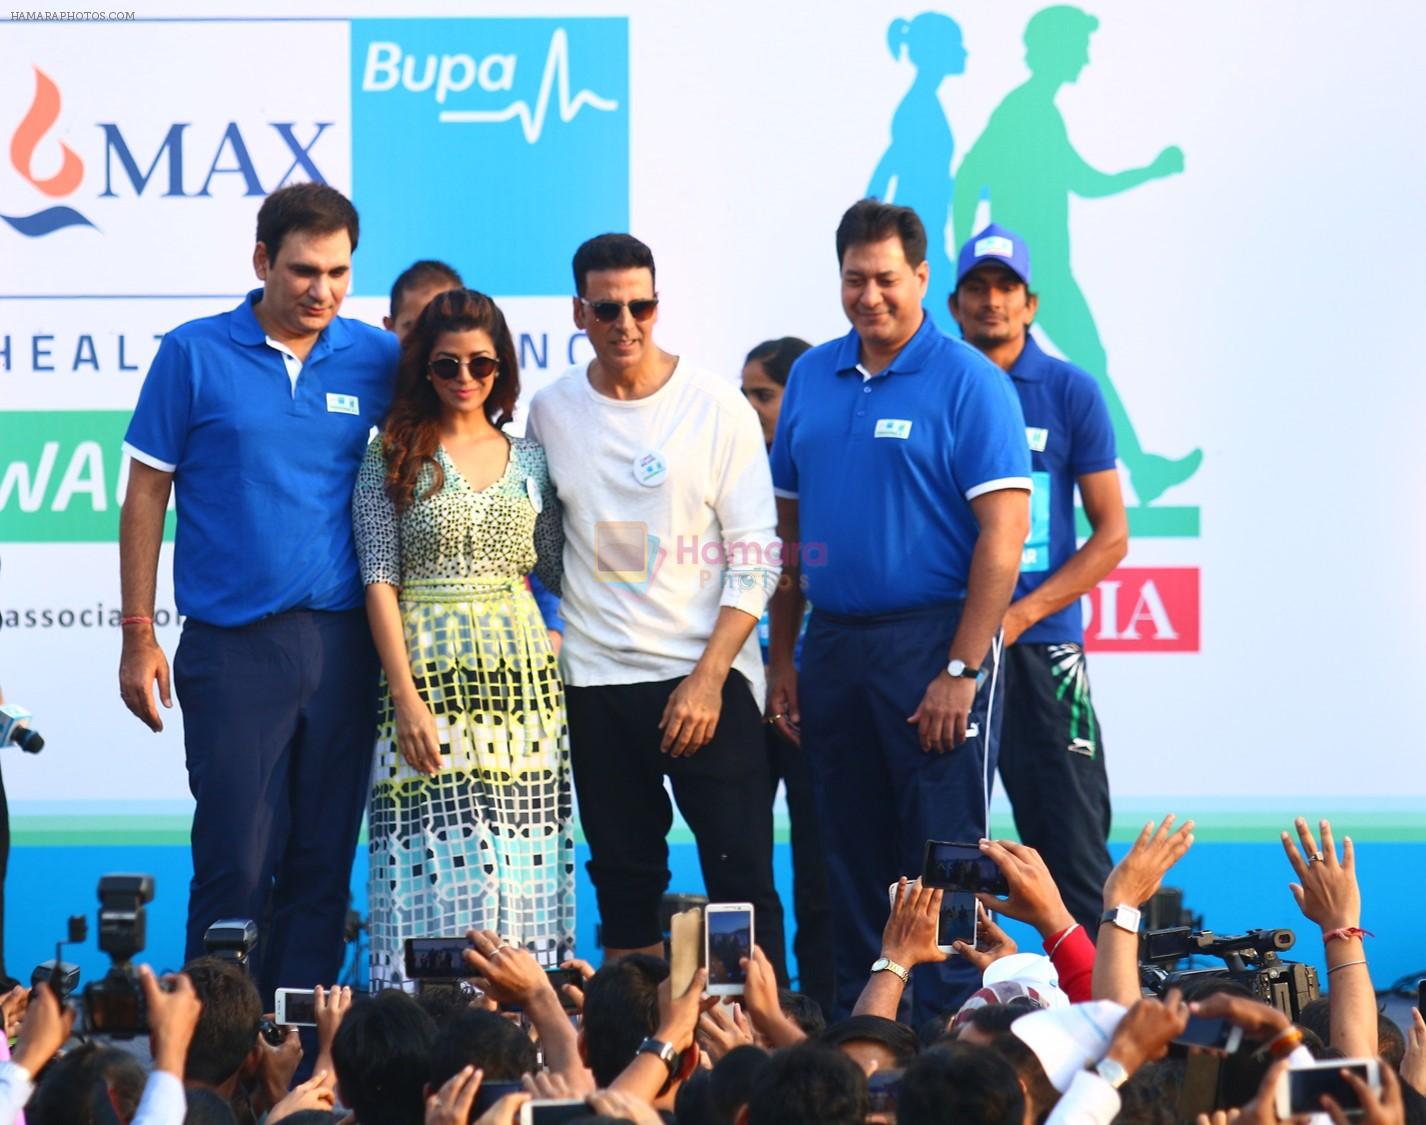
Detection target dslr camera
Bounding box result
[1139,926,1319,1020]
[82,874,155,1038]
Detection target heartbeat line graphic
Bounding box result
[437,27,619,143]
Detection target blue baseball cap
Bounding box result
[955,223,1032,288]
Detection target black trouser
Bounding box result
[174,610,378,1004]
[997,642,1113,931]
[766,727,834,1015]
[566,674,787,983]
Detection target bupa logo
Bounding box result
[1082,567,1199,653]
[350,18,629,297]
[3,65,334,239]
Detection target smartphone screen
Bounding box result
[939,891,978,951]
[522,1100,589,1124]
[1287,1063,1373,1114]
[922,840,1010,896]
[276,988,316,1026]
[1173,1015,1240,1052]
[707,907,753,987]
[404,936,476,979]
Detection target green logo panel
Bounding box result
[0,411,174,543]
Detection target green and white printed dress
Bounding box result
[352,434,575,989]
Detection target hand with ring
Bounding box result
[1280,817,1361,933]
[462,929,553,1009]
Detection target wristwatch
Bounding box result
[1095,1056,1130,1089]
[1098,904,1142,934]
[946,659,982,682]
[870,956,910,984]
[636,1037,680,1077]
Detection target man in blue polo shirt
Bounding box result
[117,183,399,1001]
[767,199,1031,1020]
[949,223,1128,932]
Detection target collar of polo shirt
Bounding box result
[1005,332,1052,383]
[835,309,938,378]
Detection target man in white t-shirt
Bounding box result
[527,233,787,979]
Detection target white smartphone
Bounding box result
[518,1098,588,1124]
[705,902,755,996]
[887,880,978,954]
[273,987,317,1027]
[1275,1057,1380,1117]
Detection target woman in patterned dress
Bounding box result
[352,288,574,989]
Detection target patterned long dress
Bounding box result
[352,433,575,989]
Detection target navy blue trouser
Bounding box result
[998,642,1112,932]
[800,602,1004,1026]
[174,610,378,1004]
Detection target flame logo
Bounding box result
[3,67,95,237]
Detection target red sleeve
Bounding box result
[1044,924,1095,1003]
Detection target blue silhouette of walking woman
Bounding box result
[867,12,967,335]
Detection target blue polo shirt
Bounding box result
[769,314,1030,616]
[1008,334,1117,644]
[124,290,399,627]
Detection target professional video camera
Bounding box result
[1139,926,1319,1021]
[0,704,44,755]
[81,874,155,1038]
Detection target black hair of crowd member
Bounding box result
[897,1041,1027,1125]
[255,182,359,265]
[744,1042,869,1125]
[821,1014,920,1067]
[745,339,812,387]
[572,232,656,296]
[181,956,263,1088]
[581,952,668,1088]
[428,1008,538,1087]
[835,198,927,268]
[390,259,464,318]
[331,991,438,1125]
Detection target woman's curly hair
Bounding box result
[381,288,520,511]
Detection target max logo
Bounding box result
[4,65,332,238]
[4,68,92,237]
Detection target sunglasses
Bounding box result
[429,356,500,381]
[579,297,659,323]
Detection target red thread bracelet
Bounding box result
[120,616,153,627]
[1322,926,1373,943]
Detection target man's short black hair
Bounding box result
[821,1014,920,1067]
[184,1088,238,1124]
[581,953,668,1087]
[571,233,656,296]
[778,988,826,1038]
[182,957,263,1087]
[898,1041,1026,1125]
[985,1032,1061,1123]
[29,1043,146,1125]
[429,1008,538,1087]
[255,181,359,264]
[389,259,463,318]
[710,1044,773,1120]
[331,991,437,1125]
[745,1042,868,1125]
[835,198,927,269]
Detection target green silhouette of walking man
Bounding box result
[953,5,1201,505]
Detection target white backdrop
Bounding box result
[2,0,1423,811]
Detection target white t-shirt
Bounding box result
[527,359,779,703]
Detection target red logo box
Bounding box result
[1082,567,1199,652]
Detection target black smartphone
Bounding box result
[1173,1015,1243,1053]
[867,1069,903,1113]
[501,967,584,1012]
[404,936,477,980]
[922,840,1010,896]
[474,1079,526,1113]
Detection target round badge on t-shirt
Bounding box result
[526,476,544,513]
[632,450,668,488]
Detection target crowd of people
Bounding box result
[0,813,1420,1123]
